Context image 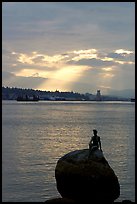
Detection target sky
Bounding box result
[2,2,135,94]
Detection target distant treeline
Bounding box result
[2,86,130,101]
[2,86,90,100]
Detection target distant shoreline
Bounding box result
[2,86,134,101]
[2,99,134,102]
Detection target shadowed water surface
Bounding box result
[2,101,135,202]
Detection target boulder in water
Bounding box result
[55,149,120,202]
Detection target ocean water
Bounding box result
[2,100,135,202]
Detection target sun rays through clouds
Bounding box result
[2,2,135,93]
[8,48,134,92]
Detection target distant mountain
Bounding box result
[107,89,135,98]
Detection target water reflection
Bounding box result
[2,101,135,202]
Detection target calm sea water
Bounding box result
[2,100,135,202]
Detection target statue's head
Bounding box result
[93,129,97,135]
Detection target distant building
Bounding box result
[96,90,102,101]
[85,93,95,100]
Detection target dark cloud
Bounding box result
[107,53,124,59]
[2,71,15,79]
[107,52,135,62]
[2,2,135,52]
[67,58,116,67]
[2,71,47,89]
[32,56,45,63]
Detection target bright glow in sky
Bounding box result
[2,2,135,94]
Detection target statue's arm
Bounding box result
[98,137,102,151]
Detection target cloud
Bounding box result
[2,47,134,93]
[2,2,135,54]
[2,3,135,93]
[2,71,47,89]
[107,53,124,59]
[66,48,134,67]
[68,58,116,67]
[115,49,134,55]
[12,48,135,69]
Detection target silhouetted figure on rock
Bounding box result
[89,129,102,158]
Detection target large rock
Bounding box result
[55,149,120,202]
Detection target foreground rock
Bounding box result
[55,149,120,203]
